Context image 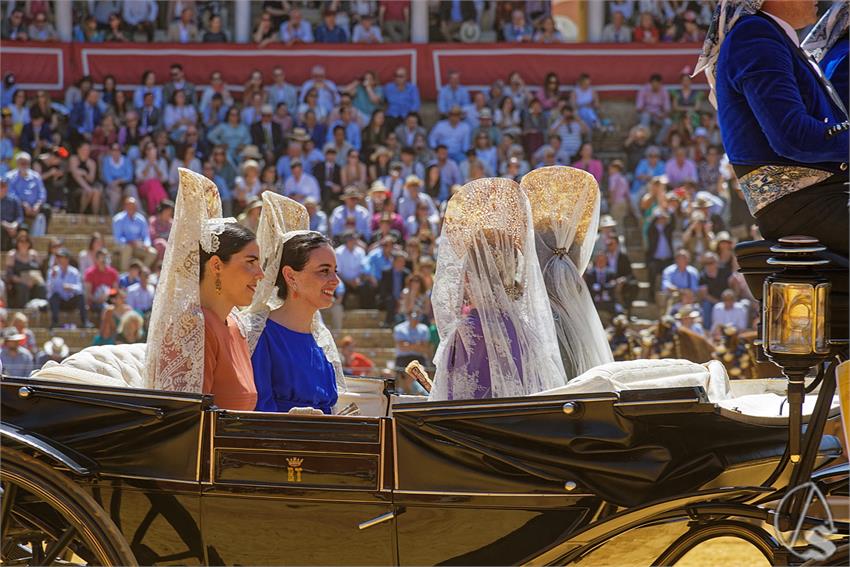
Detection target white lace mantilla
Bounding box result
[521,166,613,380]
[144,168,223,392]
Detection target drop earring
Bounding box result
[215,273,222,295]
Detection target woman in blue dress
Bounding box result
[240,192,346,414]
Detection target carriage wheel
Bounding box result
[652,520,777,565]
[1,448,137,566]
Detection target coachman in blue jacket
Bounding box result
[694,0,849,257]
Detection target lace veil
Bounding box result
[521,166,613,380]
[238,192,347,396]
[429,177,566,400]
[144,168,227,392]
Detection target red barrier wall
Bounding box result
[4,41,705,99]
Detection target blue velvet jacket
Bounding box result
[822,33,848,110]
[716,13,848,173]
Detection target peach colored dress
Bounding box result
[202,307,257,410]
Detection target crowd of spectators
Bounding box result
[2,1,719,46]
[2,0,761,379]
[603,0,715,44]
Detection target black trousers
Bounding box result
[756,175,849,257]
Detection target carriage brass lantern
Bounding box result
[762,236,831,463]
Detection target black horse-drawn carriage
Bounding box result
[1,237,847,566]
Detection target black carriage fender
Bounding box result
[1,422,98,477]
[521,486,774,565]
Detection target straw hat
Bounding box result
[404,175,423,188]
[43,336,69,358]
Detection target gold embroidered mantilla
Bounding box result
[739,165,832,215]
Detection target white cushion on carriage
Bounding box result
[31,343,147,389]
[534,359,733,402]
[32,344,397,417]
[337,376,389,417]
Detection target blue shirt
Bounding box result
[661,264,701,293]
[252,320,337,414]
[326,119,362,151]
[1,194,23,224]
[6,169,46,207]
[112,210,151,245]
[364,248,393,280]
[329,204,371,239]
[280,20,314,43]
[133,86,163,110]
[632,158,666,194]
[315,24,348,43]
[393,320,430,356]
[310,210,329,234]
[267,83,299,112]
[47,265,83,301]
[428,120,471,162]
[101,156,134,185]
[384,81,421,118]
[437,85,471,115]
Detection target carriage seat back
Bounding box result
[31,343,148,388]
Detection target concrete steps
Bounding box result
[333,328,394,348]
[33,328,99,350]
[48,213,113,236]
[32,235,116,257]
[341,309,384,328]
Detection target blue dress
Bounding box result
[251,320,338,414]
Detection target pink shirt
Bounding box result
[636,84,670,116]
[572,159,604,184]
[608,172,629,204]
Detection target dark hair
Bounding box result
[198,223,257,282]
[275,232,331,300]
[157,199,175,214]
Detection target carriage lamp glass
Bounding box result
[764,281,830,356]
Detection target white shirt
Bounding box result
[711,302,750,333]
[762,11,800,47]
[335,244,366,281]
[283,173,320,202]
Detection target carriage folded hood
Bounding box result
[392,388,805,508]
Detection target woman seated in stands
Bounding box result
[145,169,263,411]
[94,288,132,345]
[429,178,566,401]
[115,310,145,345]
[240,192,347,414]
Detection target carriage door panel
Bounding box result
[204,412,394,566]
[391,398,604,565]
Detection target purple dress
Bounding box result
[445,309,524,400]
